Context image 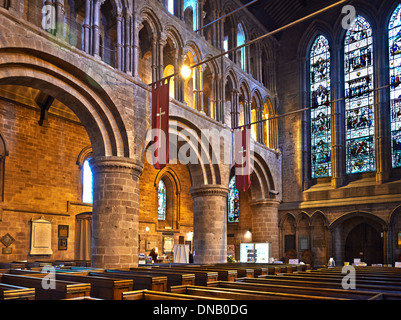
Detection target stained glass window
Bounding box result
[82,159,93,204]
[310,35,332,178]
[389,4,401,168]
[344,16,375,174]
[158,180,167,220]
[228,177,239,223]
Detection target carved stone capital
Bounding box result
[89,156,143,178]
[249,199,281,208]
[189,185,229,198]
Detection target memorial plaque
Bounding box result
[30,216,53,255]
[0,233,15,247]
[2,247,12,254]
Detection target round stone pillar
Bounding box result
[250,200,280,259]
[189,185,229,264]
[90,156,143,269]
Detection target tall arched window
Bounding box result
[184,0,198,31]
[237,23,246,70]
[0,134,6,202]
[310,35,332,178]
[228,177,240,223]
[389,4,401,168]
[344,15,375,174]
[82,159,93,204]
[167,0,174,15]
[158,179,167,221]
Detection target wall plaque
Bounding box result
[30,216,53,255]
[2,247,12,254]
[0,233,15,247]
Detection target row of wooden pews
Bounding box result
[0,262,400,300]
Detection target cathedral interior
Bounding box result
[0,0,400,273]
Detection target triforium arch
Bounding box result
[329,211,388,266]
[238,79,251,126]
[224,68,240,128]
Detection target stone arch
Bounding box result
[0,48,130,158]
[141,116,223,188]
[310,210,330,266]
[296,20,334,61]
[202,54,219,118]
[389,205,401,264]
[164,24,185,50]
[329,211,388,265]
[279,212,297,260]
[250,151,275,200]
[238,79,251,126]
[332,1,379,46]
[0,133,6,202]
[154,167,181,230]
[250,89,262,142]
[140,7,163,35]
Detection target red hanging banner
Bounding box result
[151,78,170,170]
[234,125,251,192]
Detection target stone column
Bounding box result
[190,185,229,264]
[124,12,132,75]
[331,45,345,188]
[375,27,391,184]
[132,14,140,79]
[83,0,92,54]
[116,14,123,71]
[250,200,280,259]
[54,0,65,37]
[231,89,239,128]
[90,156,143,269]
[92,0,101,58]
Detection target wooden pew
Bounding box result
[170,285,348,300]
[294,270,401,282]
[9,269,133,300]
[0,283,35,300]
[141,266,218,286]
[198,265,254,278]
[87,271,167,292]
[276,273,401,288]
[0,262,25,269]
[153,265,237,281]
[0,273,91,300]
[101,269,195,291]
[238,276,401,295]
[206,281,385,300]
[64,296,104,300]
[122,290,225,300]
[214,263,270,276]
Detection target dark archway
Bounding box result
[344,223,383,265]
[330,211,387,265]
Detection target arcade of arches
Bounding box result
[0,0,400,269]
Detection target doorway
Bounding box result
[344,223,383,265]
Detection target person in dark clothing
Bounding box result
[149,248,158,262]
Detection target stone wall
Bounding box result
[0,90,92,262]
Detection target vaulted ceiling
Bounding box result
[242,0,343,37]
